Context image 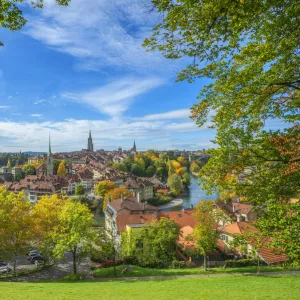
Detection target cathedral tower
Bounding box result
[87,130,94,152]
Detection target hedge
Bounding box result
[224,258,266,268]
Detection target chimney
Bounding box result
[137,192,141,203]
[121,193,124,203]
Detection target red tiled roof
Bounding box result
[158,210,197,228]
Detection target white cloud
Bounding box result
[0,106,11,110]
[142,109,191,121]
[62,76,165,117]
[30,114,43,117]
[0,114,215,152]
[34,99,46,105]
[24,0,179,73]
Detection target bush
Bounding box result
[224,259,266,268]
[170,260,192,269]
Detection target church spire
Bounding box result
[48,135,52,155]
[87,130,94,152]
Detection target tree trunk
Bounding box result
[72,249,77,274]
[203,253,207,271]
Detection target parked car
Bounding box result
[28,255,44,264]
[28,249,40,257]
[0,265,12,275]
[0,261,8,267]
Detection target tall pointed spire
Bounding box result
[87,130,94,152]
[48,134,52,155]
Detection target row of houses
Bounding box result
[104,196,289,266]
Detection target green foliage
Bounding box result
[53,159,60,175]
[167,173,183,196]
[225,259,266,268]
[52,200,95,274]
[57,160,67,176]
[0,0,72,46]
[145,0,300,265]
[131,163,145,177]
[169,260,192,269]
[75,184,84,196]
[137,218,180,267]
[120,228,136,260]
[145,165,156,177]
[193,201,223,270]
[22,164,36,176]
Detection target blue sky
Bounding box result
[1,1,216,152]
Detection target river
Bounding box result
[161,175,219,212]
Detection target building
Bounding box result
[105,194,158,247]
[11,166,22,180]
[218,222,289,265]
[215,201,258,225]
[124,177,154,200]
[46,136,54,176]
[0,166,12,182]
[87,130,94,152]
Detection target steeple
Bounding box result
[87,130,94,152]
[133,140,136,152]
[48,135,52,155]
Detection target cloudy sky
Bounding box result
[0,0,215,152]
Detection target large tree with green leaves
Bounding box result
[145,0,300,262]
[192,200,222,271]
[52,200,96,274]
[137,218,179,268]
[0,0,71,46]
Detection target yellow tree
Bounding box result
[0,187,34,275]
[95,180,115,198]
[103,187,132,211]
[57,160,67,176]
[52,200,96,274]
[7,159,11,168]
[177,156,187,166]
[176,167,186,176]
[172,161,181,169]
[32,194,67,263]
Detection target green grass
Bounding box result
[1,275,300,300]
[92,264,300,278]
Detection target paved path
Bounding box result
[93,271,300,282]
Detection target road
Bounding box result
[2,252,91,282]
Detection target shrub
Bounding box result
[170,260,192,269]
[224,259,266,268]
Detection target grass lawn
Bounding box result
[92,264,300,278]
[1,275,300,300]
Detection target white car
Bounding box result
[0,265,12,275]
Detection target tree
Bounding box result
[145,0,300,262]
[167,160,176,176]
[120,228,136,261]
[112,162,127,172]
[103,187,132,211]
[0,188,33,275]
[131,163,145,177]
[32,194,67,264]
[95,180,115,198]
[182,173,191,186]
[57,160,67,176]
[167,174,183,196]
[172,161,181,170]
[137,218,179,268]
[93,228,119,276]
[75,184,85,196]
[22,164,36,176]
[145,165,156,177]
[176,167,186,176]
[190,162,200,174]
[52,200,95,274]
[53,159,61,175]
[0,0,72,46]
[177,156,187,167]
[192,201,221,271]
[6,159,11,168]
